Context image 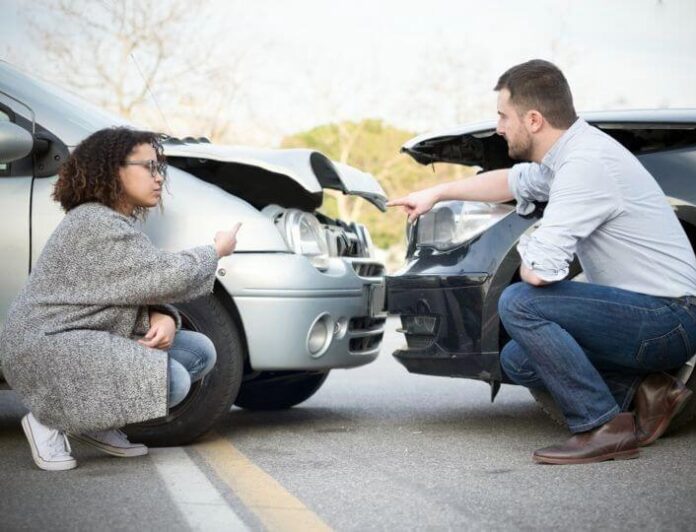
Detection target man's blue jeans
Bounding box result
[498,281,696,433]
[167,330,217,407]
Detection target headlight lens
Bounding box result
[416,201,513,251]
[268,208,330,270]
[262,205,377,268]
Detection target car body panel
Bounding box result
[139,167,289,253]
[218,254,384,369]
[0,177,31,323]
[388,210,538,379]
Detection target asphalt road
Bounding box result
[2,317,695,531]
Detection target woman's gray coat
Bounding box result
[0,202,218,433]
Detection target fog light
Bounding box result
[402,315,438,335]
[334,317,348,339]
[307,314,333,357]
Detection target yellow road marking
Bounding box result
[194,432,332,532]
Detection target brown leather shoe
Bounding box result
[533,413,639,465]
[633,373,693,446]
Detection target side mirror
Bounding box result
[0,121,34,163]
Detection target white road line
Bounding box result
[149,447,249,532]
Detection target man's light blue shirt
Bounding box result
[508,118,696,298]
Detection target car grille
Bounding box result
[346,258,385,280]
[348,316,386,354]
[399,315,438,350]
[404,334,435,349]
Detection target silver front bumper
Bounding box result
[216,254,386,370]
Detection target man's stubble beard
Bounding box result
[507,129,533,161]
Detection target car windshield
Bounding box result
[0,62,136,146]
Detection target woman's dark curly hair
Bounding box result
[53,127,165,218]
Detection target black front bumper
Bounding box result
[386,273,502,382]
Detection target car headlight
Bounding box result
[353,223,375,258]
[416,201,513,251]
[265,207,330,270]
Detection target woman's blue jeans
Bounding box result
[498,281,696,433]
[167,330,217,408]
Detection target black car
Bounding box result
[386,109,696,430]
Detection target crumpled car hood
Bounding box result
[164,142,387,212]
[401,109,696,170]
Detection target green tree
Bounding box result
[282,119,475,257]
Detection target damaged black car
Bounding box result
[386,109,696,430]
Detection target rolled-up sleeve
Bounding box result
[517,158,621,282]
[508,162,552,215]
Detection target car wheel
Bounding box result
[125,293,245,446]
[234,371,330,410]
[528,388,565,427]
[529,367,696,434]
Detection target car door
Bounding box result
[0,101,33,330]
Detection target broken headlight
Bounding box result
[264,207,330,270]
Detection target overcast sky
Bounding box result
[1,0,695,143]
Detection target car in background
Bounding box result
[0,61,387,445]
[386,110,696,430]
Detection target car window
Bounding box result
[0,110,9,173]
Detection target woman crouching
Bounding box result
[0,127,240,471]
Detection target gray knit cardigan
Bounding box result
[0,202,218,433]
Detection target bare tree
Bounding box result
[401,39,492,134]
[292,60,385,222]
[20,0,252,142]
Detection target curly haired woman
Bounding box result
[0,127,241,471]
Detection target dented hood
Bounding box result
[332,162,387,211]
[401,109,696,170]
[164,142,387,211]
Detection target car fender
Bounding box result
[141,166,288,253]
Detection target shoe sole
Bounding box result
[21,416,77,471]
[638,388,693,447]
[70,433,148,457]
[533,448,640,465]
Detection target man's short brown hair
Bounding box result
[494,59,577,129]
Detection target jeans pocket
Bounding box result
[636,324,689,371]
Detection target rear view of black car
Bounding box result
[386,109,696,429]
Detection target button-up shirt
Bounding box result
[508,118,696,297]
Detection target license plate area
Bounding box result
[367,283,386,317]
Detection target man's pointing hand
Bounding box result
[387,189,440,224]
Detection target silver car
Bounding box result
[0,62,387,445]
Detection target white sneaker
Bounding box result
[71,429,148,457]
[21,413,77,471]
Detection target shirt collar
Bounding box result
[541,117,587,171]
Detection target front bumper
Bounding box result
[218,254,386,370]
[386,273,502,382]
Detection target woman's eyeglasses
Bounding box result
[124,159,167,179]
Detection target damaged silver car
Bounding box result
[0,61,387,445]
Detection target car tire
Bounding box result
[529,368,696,434]
[125,293,245,446]
[234,371,330,410]
[528,388,565,427]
